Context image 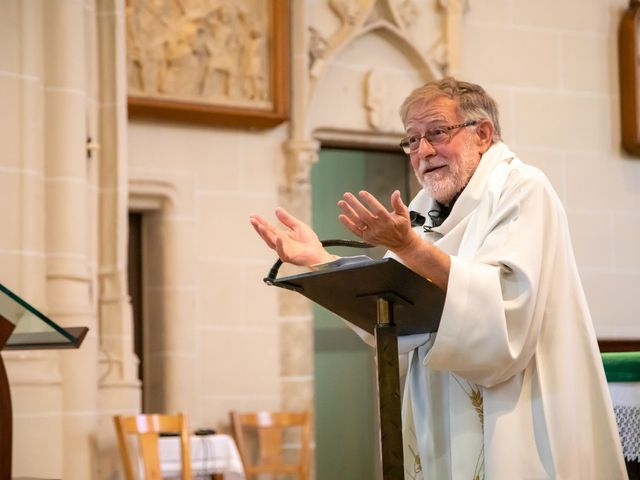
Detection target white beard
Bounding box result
[418,138,480,205]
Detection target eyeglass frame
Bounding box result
[399,120,479,154]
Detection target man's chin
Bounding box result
[427,181,458,205]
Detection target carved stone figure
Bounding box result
[126,0,269,104]
[364,69,388,130]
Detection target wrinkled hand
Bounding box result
[249,207,334,267]
[337,190,415,251]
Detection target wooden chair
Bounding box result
[113,413,192,480]
[230,410,311,480]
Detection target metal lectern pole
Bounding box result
[374,297,404,480]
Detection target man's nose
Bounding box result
[417,136,436,156]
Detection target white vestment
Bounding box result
[351,142,628,479]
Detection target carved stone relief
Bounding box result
[307,0,462,94]
[364,69,389,130]
[302,0,467,139]
[126,0,269,106]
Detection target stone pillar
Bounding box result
[144,206,198,415]
[43,1,98,478]
[279,3,320,478]
[279,0,319,416]
[94,0,141,476]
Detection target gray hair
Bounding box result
[399,77,502,143]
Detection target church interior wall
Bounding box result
[461,0,640,338]
[0,0,639,478]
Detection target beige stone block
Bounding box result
[166,173,197,216]
[95,416,123,480]
[310,64,422,134]
[61,413,102,479]
[561,33,609,93]
[145,218,197,285]
[44,89,87,176]
[99,297,134,338]
[461,25,560,89]
[199,328,280,396]
[566,211,612,269]
[128,122,244,192]
[0,1,20,72]
[19,172,46,251]
[512,146,566,201]
[612,214,640,270]
[513,91,610,150]
[13,411,63,478]
[240,130,285,194]
[467,0,511,24]
[44,180,88,254]
[310,64,370,131]
[0,75,22,168]
[43,0,86,91]
[198,192,277,259]
[162,353,198,413]
[245,262,279,327]
[145,288,197,353]
[0,171,22,250]
[99,105,129,185]
[198,260,246,326]
[281,378,314,412]
[129,169,197,217]
[20,78,45,171]
[564,153,640,210]
[17,0,45,78]
[142,352,198,413]
[278,287,313,317]
[0,252,46,301]
[484,87,515,144]
[580,271,640,337]
[99,13,124,105]
[512,0,606,32]
[10,382,63,414]
[338,29,430,72]
[280,321,313,376]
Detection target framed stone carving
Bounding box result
[126,0,289,128]
[619,0,640,155]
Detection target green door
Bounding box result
[311,148,412,480]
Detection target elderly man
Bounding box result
[250,78,627,479]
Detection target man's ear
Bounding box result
[476,120,494,153]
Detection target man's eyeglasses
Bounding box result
[399,120,478,154]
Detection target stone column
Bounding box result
[279,0,319,416]
[94,0,141,476]
[43,1,98,478]
[144,207,198,415]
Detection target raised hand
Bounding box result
[249,207,335,268]
[337,190,416,252]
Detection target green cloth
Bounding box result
[601,351,640,382]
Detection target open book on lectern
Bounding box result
[268,256,445,336]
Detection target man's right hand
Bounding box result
[249,207,336,268]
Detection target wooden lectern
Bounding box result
[0,283,88,479]
[266,257,445,480]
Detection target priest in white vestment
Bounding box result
[250,78,628,480]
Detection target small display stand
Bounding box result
[0,283,88,479]
[267,257,445,480]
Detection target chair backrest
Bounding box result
[230,410,311,480]
[113,413,192,480]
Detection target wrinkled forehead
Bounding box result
[403,96,461,130]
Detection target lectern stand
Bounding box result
[0,283,88,479]
[267,257,445,480]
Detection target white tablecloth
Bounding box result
[609,382,640,462]
[158,434,245,479]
